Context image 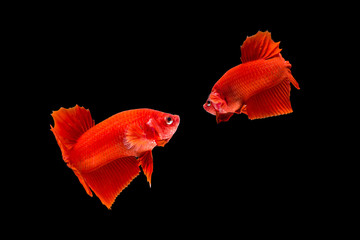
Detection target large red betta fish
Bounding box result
[203,31,300,123]
[51,105,180,209]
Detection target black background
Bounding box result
[24,3,331,236]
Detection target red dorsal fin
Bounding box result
[138,151,153,187]
[81,156,140,209]
[240,31,282,63]
[50,105,94,161]
[246,80,293,120]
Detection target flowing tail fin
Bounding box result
[50,105,95,196]
[50,105,94,161]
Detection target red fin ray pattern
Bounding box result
[81,156,140,209]
[246,80,293,120]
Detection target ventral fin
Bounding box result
[240,31,282,63]
[138,151,153,187]
[246,80,293,120]
[81,156,140,209]
[239,105,247,115]
[216,111,234,124]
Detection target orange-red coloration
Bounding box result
[50,106,180,209]
[203,31,300,122]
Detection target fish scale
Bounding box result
[216,58,285,102]
[71,110,149,172]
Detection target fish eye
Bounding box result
[206,100,211,107]
[165,116,173,125]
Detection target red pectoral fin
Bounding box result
[156,139,169,147]
[138,151,153,187]
[124,124,148,151]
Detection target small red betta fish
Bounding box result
[203,31,300,123]
[51,105,180,209]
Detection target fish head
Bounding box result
[203,98,216,115]
[203,91,228,115]
[146,111,180,147]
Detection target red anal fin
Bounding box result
[216,111,234,124]
[138,151,153,187]
[69,165,93,197]
[246,80,293,120]
[81,156,140,209]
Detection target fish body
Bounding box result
[51,106,180,209]
[203,31,300,122]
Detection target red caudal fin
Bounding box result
[50,105,94,161]
[246,80,293,120]
[81,156,141,209]
[240,31,282,63]
[50,105,95,197]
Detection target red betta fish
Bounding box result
[203,31,300,123]
[50,105,180,209]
